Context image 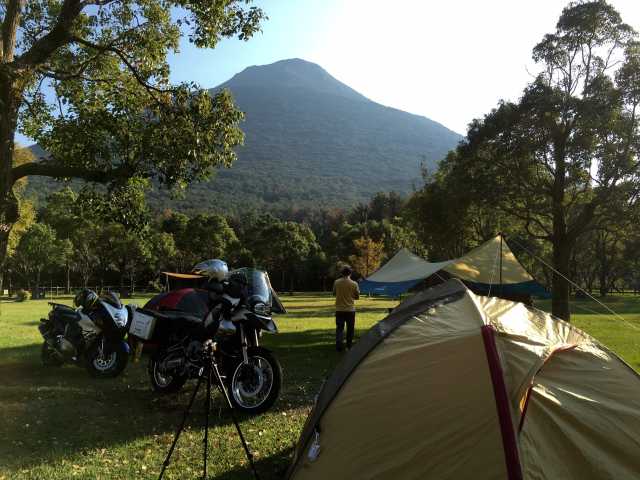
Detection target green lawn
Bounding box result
[0,293,639,480]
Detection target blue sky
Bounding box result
[17,0,640,145]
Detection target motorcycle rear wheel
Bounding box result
[148,350,188,393]
[41,342,64,367]
[226,347,282,415]
[85,341,128,378]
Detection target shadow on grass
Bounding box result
[211,446,295,480]
[280,305,391,319]
[0,329,346,473]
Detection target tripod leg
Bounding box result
[203,365,212,480]
[158,373,204,480]
[210,359,261,480]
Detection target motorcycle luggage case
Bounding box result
[129,308,157,340]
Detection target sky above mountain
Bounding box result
[167,0,640,135]
[15,0,640,145]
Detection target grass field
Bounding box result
[1,292,640,479]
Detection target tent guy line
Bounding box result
[507,236,639,333]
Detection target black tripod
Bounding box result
[157,343,261,480]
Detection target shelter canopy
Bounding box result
[360,235,548,297]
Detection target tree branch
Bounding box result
[71,36,170,100]
[13,0,83,68]
[11,160,133,183]
[2,0,25,62]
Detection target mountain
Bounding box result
[30,59,462,213]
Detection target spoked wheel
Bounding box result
[85,340,128,378]
[227,347,282,414]
[148,350,187,393]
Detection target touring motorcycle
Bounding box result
[130,268,285,414]
[38,289,131,377]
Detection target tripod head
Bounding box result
[202,340,217,360]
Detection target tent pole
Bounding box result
[499,233,503,297]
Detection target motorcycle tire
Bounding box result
[148,350,188,394]
[85,341,128,378]
[41,342,64,367]
[226,347,282,415]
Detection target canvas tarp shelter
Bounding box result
[287,279,640,479]
[359,235,548,297]
[161,271,206,291]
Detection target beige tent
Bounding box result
[360,235,548,298]
[287,279,640,479]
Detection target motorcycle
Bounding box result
[38,290,131,378]
[130,267,285,414]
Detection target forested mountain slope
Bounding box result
[29,58,461,212]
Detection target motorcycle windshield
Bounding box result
[231,268,286,314]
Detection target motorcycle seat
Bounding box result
[145,309,203,325]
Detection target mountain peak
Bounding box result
[217,58,368,102]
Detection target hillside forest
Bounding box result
[1,1,639,324]
[6,172,640,302]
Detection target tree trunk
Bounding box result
[0,69,22,284]
[36,268,41,298]
[66,263,71,293]
[597,233,610,297]
[551,238,572,321]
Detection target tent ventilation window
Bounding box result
[307,429,321,462]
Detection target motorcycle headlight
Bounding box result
[253,302,271,316]
[113,311,128,328]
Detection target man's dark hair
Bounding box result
[341,266,352,277]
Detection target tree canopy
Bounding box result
[408,0,640,320]
[0,0,265,288]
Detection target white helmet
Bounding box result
[192,259,229,282]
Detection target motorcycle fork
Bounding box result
[239,325,249,365]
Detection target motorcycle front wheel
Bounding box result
[226,347,282,415]
[85,340,128,378]
[148,350,188,393]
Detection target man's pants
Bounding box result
[335,311,356,351]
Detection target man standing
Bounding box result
[333,265,360,352]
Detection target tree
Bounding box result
[11,223,61,292]
[40,187,80,239]
[0,0,265,284]
[180,213,238,267]
[58,238,74,293]
[424,1,640,320]
[149,231,177,273]
[106,223,152,292]
[70,223,99,287]
[251,220,320,291]
[348,236,384,278]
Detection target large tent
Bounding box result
[359,235,548,298]
[287,279,640,479]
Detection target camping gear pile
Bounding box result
[287,279,640,479]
